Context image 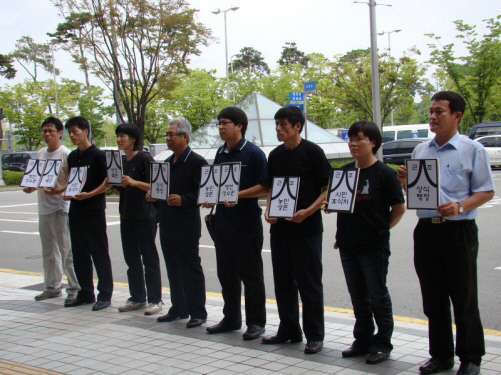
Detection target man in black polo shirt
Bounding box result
[153,118,208,328]
[205,107,267,341]
[240,106,331,354]
[64,116,113,311]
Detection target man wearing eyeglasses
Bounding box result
[23,117,80,305]
[204,107,267,341]
[151,118,208,329]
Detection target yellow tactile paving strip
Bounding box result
[0,359,62,374]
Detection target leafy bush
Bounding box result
[2,171,23,186]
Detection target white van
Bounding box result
[382,124,433,143]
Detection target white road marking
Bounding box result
[0,219,38,223]
[107,221,121,226]
[495,267,501,270]
[0,203,38,209]
[1,231,39,235]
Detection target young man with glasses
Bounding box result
[150,118,208,328]
[204,107,267,341]
[23,117,80,305]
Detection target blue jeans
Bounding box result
[339,242,393,352]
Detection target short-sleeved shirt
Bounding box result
[411,132,494,220]
[67,144,107,213]
[214,138,268,230]
[119,150,156,220]
[267,139,331,236]
[336,160,405,250]
[37,145,70,215]
[158,147,208,236]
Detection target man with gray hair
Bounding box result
[152,118,209,328]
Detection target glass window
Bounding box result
[382,131,395,143]
[399,141,421,154]
[397,130,413,139]
[478,137,497,148]
[383,142,399,155]
[417,129,428,138]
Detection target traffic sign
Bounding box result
[286,103,304,111]
[289,92,304,102]
[304,81,317,94]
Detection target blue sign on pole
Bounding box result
[289,92,304,102]
[286,103,304,111]
[304,81,317,94]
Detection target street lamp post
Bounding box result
[212,7,239,100]
[378,29,401,125]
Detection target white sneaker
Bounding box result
[117,300,147,312]
[35,290,62,301]
[144,302,163,315]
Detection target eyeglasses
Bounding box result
[165,132,186,138]
[42,129,58,134]
[216,120,233,127]
[348,138,370,145]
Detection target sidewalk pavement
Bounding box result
[1,271,500,375]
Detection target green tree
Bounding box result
[277,42,309,68]
[11,36,58,82]
[51,0,212,148]
[427,16,501,129]
[231,47,270,76]
[0,54,17,80]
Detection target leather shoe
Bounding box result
[419,357,455,374]
[262,334,303,344]
[456,362,480,375]
[206,321,241,334]
[366,351,390,364]
[92,300,110,311]
[242,325,265,340]
[64,298,95,308]
[186,318,206,328]
[342,345,370,358]
[157,313,189,323]
[304,341,323,354]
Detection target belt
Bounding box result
[419,217,472,224]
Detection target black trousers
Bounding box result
[68,209,113,302]
[270,230,324,342]
[120,218,162,304]
[159,223,207,319]
[414,219,484,365]
[214,220,266,327]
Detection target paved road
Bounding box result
[1,170,500,330]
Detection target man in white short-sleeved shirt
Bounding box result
[23,117,80,304]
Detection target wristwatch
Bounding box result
[457,202,464,214]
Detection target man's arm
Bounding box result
[286,186,328,224]
[73,179,109,201]
[238,184,268,199]
[438,191,494,217]
[397,165,407,192]
[389,203,406,229]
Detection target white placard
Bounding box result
[64,167,87,197]
[268,176,300,218]
[218,162,241,204]
[105,150,122,185]
[20,159,47,188]
[39,159,62,189]
[197,165,221,205]
[406,159,440,210]
[325,168,360,213]
[150,162,169,201]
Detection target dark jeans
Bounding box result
[339,242,393,352]
[214,219,266,328]
[120,218,162,304]
[68,209,113,302]
[270,230,324,342]
[160,223,207,319]
[414,220,484,365]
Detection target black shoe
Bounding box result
[456,363,480,375]
[64,298,95,308]
[157,313,189,323]
[243,325,265,340]
[342,345,371,358]
[262,334,303,344]
[304,341,323,354]
[366,351,390,364]
[92,300,110,311]
[206,321,241,334]
[419,357,455,374]
[186,318,206,328]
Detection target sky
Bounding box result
[1,0,501,88]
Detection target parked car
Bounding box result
[475,135,501,167]
[383,138,428,165]
[468,122,501,139]
[1,151,38,172]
